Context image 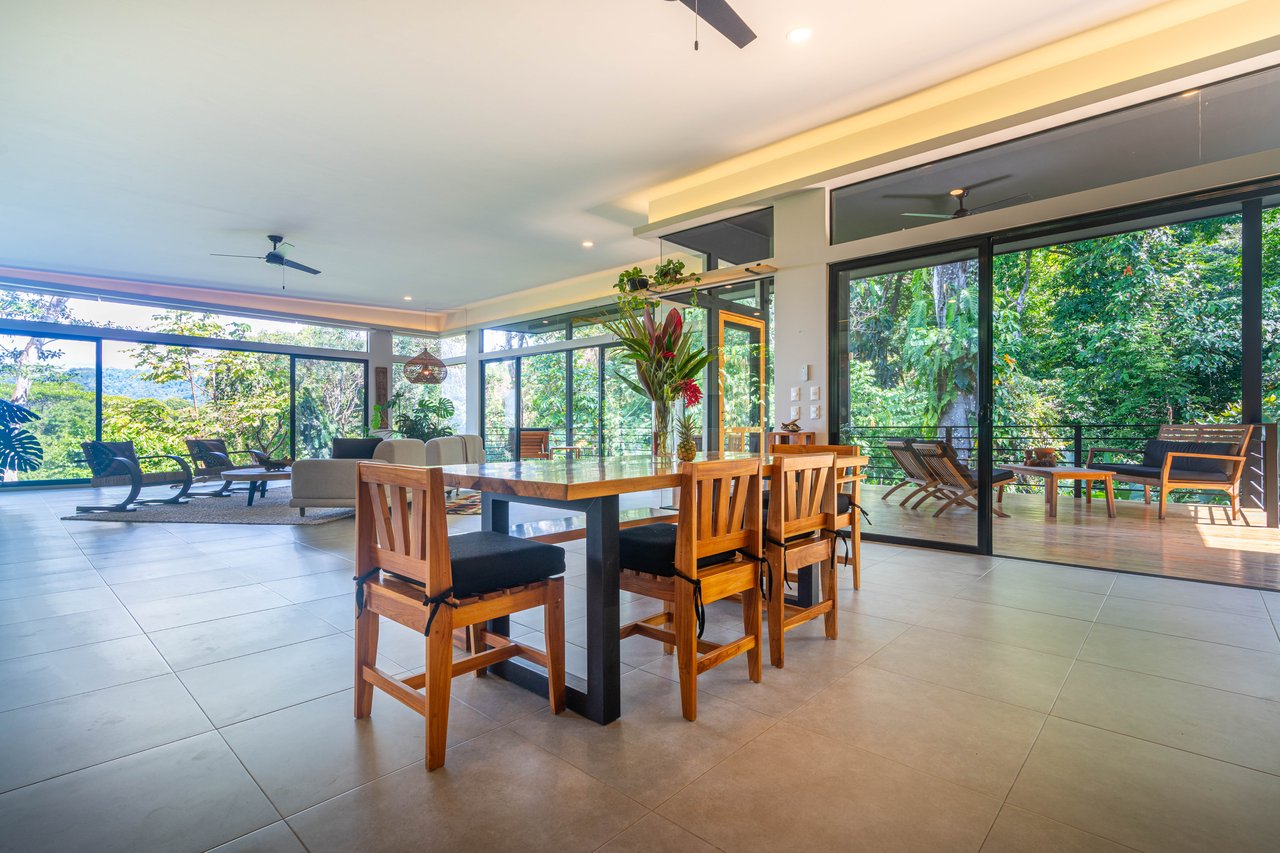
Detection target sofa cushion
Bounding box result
[1090,462,1230,483]
[389,531,565,598]
[1141,440,1235,476]
[618,523,737,577]
[332,437,383,459]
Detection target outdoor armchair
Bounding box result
[77,440,193,513]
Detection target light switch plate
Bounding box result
[789,387,800,401]
[809,386,821,401]
[810,404,821,419]
[789,405,801,419]
[799,364,810,381]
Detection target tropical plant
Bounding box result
[395,394,456,442]
[0,399,43,475]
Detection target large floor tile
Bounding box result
[126,584,292,632]
[222,689,500,816]
[982,560,1116,595]
[0,732,279,853]
[261,568,356,603]
[286,727,647,853]
[0,674,212,793]
[297,593,354,631]
[108,566,258,605]
[0,569,105,601]
[788,665,1045,798]
[1008,717,1280,853]
[865,626,1075,712]
[0,586,120,626]
[956,578,1106,621]
[981,805,1134,852]
[510,669,774,807]
[597,812,720,852]
[1095,595,1280,653]
[916,597,1093,657]
[209,821,307,853]
[658,722,1000,852]
[0,554,95,580]
[836,585,954,624]
[1078,623,1280,701]
[1051,660,1280,776]
[148,604,340,670]
[0,603,142,661]
[0,634,171,712]
[1108,572,1269,618]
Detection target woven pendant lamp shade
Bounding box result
[403,348,448,385]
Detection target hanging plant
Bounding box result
[0,399,43,473]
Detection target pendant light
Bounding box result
[403,302,447,385]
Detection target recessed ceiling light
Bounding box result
[403,296,412,301]
[581,240,594,248]
[787,27,812,43]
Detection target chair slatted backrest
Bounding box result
[768,453,836,541]
[884,439,933,483]
[1157,424,1254,455]
[519,429,551,460]
[674,458,763,575]
[912,441,973,489]
[771,443,863,524]
[356,463,452,599]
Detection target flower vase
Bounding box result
[651,398,674,459]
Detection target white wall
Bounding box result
[770,190,833,440]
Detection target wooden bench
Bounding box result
[1086,424,1253,519]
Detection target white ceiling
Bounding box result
[0,0,1166,311]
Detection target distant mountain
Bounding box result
[65,367,195,401]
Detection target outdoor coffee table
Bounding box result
[219,467,292,506]
[1001,464,1115,518]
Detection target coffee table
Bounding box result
[219,467,292,507]
[1000,464,1115,518]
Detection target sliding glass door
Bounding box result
[293,357,367,459]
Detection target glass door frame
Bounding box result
[717,310,768,454]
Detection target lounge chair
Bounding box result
[1086,424,1253,519]
[880,438,941,507]
[185,438,270,480]
[911,440,1013,518]
[77,441,193,513]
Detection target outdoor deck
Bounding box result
[862,483,1280,591]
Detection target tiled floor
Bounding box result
[1,487,1279,852]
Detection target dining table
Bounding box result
[440,450,868,725]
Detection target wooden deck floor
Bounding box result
[861,483,1280,591]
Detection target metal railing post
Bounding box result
[1073,424,1083,498]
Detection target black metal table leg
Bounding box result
[789,563,820,608]
[247,481,258,507]
[583,495,621,724]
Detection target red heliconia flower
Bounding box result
[679,379,703,407]
[662,351,676,359]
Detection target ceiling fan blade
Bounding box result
[281,258,322,275]
[963,174,1013,191]
[901,213,954,219]
[210,253,266,259]
[969,193,1032,213]
[676,0,756,48]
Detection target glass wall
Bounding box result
[835,250,980,547]
[0,333,96,482]
[1265,204,1280,425]
[483,359,518,460]
[520,351,568,450]
[294,358,367,459]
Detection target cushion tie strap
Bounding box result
[745,554,774,602]
[763,534,798,592]
[353,569,380,616]
[422,589,458,636]
[671,569,706,639]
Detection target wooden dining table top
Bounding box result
[440,451,870,502]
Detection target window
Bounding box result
[392,333,466,359]
[294,358,367,459]
[661,208,774,272]
[0,333,96,482]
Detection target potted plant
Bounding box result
[604,262,713,457]
[394,394,456,442]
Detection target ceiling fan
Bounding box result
[664,0,756,49]
[210,234,321,275]
[886,176,1031,220]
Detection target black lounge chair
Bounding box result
[77,441,193,513]
[185,438,270,496]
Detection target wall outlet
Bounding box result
[789,387,800,401]
[809,386,821,401]
[810,404,821,420]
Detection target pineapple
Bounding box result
[676,412,699,462]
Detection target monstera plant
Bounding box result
[0,399,43,474]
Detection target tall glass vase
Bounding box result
[651,397,673,459]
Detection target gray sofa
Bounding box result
[290,438,427,514]
[425,435,486,467]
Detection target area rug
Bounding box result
[446,492,482,515]
[61,485,353,526]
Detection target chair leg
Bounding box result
[1231,488,1241,520]
[766,546,786,669]
[354,602,379,719]
[851,521,862,591]
[1144,485,1151,504]
[821,556,838,641]
[543,579,566,715]
[740,583,763,684]
[882,480,909,502]
[932,493,963,518]
[674,582,699,721]
[662,600,675,655]
[424,609,455,771]
[1157,488,1167,520]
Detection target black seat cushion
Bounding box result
[1090,462,1230,483]
[332,437,384,459]
[82,441,139,477]
[993,468,1015,485]
[762,491,854,514]
[618,523,737,577]
[1141,440,1235,476]
[388,531,565,598]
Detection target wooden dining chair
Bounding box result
[763,452,838,669]
[617,458,764,721]
[770,443,866,589]
[353,463,567,770]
